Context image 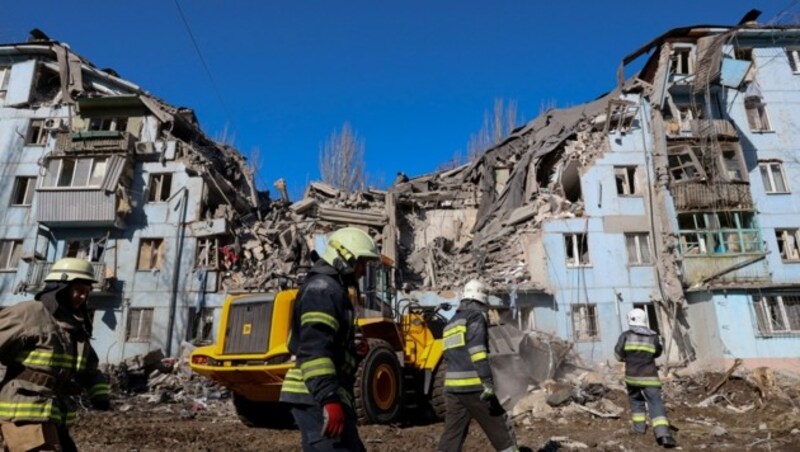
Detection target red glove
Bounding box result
[322,401,345,438]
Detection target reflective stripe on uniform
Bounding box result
[300,311,339,331]
[468,345,487,362]
[300,357,336,379]
[444,370,482,388]
[15,350,85,370]
[0,401,75,425]
[443,325,467,350]
[281,368,311,394]
[89,382,110,398]
[631,413,646,423]
[652,416,669,427]
[624,340,656,354]
[624,376,662,387]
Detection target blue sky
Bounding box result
[1,1,790,198]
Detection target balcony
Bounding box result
[22,261,111,293]
[666,119,738,140]
[672,181,753,212]
[54,131,135,154]
[36,188,126,227]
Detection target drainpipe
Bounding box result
[165,186,189,357]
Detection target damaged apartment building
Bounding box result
[386,12,800,372]
[0,32,262,363]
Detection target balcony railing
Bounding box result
[36,189,119,226]
[672,181,753,211]
[54,131,135,154]
[23,261,110,293]
[665,119,738,140]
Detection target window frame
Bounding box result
[718,145,748,182]
[759,161,790,194]
[147,173,173,203]
[571,304,600,342]
[745,97,772,133]
[26,119,48,146]
[137,238,165,271]
[564,233,590,267]
[786,48,800,73]
[9,176,36,207]
[775,229,800,262]
[0,240,23,271]
[0,66,9,101]
[40,157,108,190]
[677,211,763,256]
[752,295,800,336]
[195,237,219,269]
[667,145,706,182]
[614,166,640,196]
[625,232,653,266]
[126,307,154,342]
[671,46,695,76]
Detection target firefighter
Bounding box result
[438,279,517,452]
[614,308,677,449]
[0,258,111,452]
[279,227,379,452]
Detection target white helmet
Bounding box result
[462,279,488,305]
[627,308,648,328]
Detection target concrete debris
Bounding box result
[711,425,728,437]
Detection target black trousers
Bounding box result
[437,392,516,452]
[290,404,365,452]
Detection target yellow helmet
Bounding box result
[321,227,379,272]
[44,258,97,283]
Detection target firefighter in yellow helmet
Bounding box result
[279,227,379,451]
[0,258,111,452]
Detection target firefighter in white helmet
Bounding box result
[0,258,110,452]
[614,308,677,448]
[279,227,379,451]
[438,279,518,452]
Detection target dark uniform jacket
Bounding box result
[0,296,109,426]
[614,326,663,387]
[279,260,358,407]
[442,303,493,393]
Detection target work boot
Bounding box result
[657,435,677,448]
[631,423,646,435]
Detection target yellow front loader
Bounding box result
[189,261,450,428]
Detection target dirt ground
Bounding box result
[66,372,800,452]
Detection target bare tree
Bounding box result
[467,98,521,159]
[318,122,367,193]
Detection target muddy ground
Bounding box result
[64,372,800,452]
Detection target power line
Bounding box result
[172,0,234,129]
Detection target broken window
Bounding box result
[614,166,639,196]
[195,237,219,269]
[137,238,165,270]
[720,147,746,182]
[0,66,9,101]
[677,105,698,131]
[187,307,215,343]
[65,238,105,262]
[775,229,800,262]
[745,97,771,132]
[126,308,154,341]
[0,240,23,271]
[9,176,36,206]
[26,119,47,146]
[633,303,660,334]
[625,233,653,265]
[88,117,128,132]
[565,233,589,267]
[571,304,599,341]
[671,47,694,76]
[786,48,800,73]
[41,158,108,189]
[753,295,800,335]
[759,161,789,194]
[678,211,762,255]
[667,146,704,182]
[147,173,172,202]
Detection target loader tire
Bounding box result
[430,362,447,421]
[233,393,294,429]
[354,339,402,424]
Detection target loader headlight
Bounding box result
[191,355,217,366]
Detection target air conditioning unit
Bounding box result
[135,142,155,154]
[43,118,65,131]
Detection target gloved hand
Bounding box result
[91,397,111,411]
[321,401,345,438]
[479,385,496,402]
